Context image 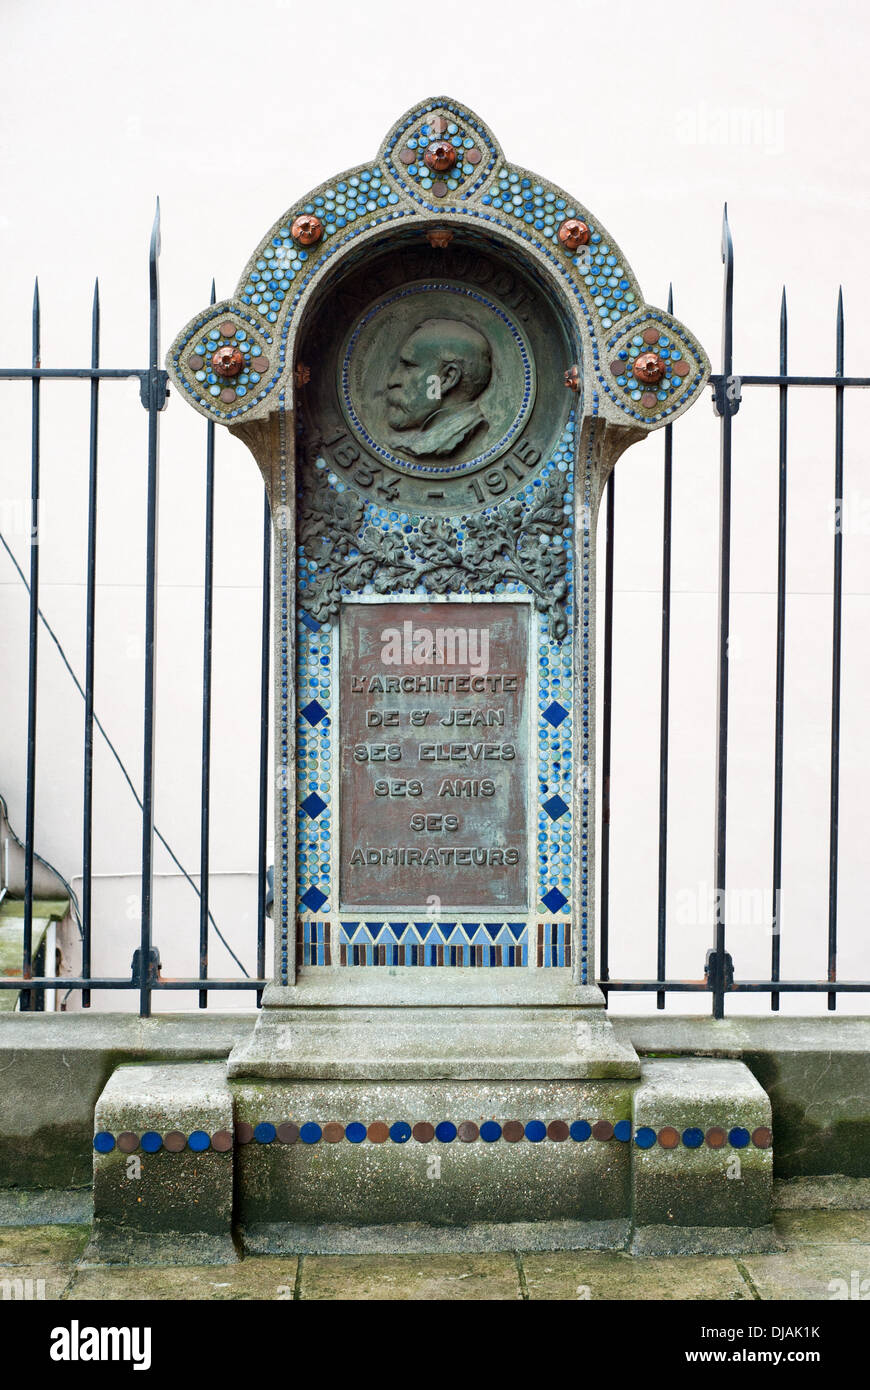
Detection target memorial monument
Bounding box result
[89,99,774,1257]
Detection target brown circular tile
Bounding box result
[188,355,203,371]
[399,148,415,165]
[457,1121,479,1142]
[220,388,236,404]
[235,1121,254,1145]
[219,321,236,339]
[431,181,448,198]
[641,392,657,409]
[322,1122,345,1143]
[412,1122,435,1143]
[672,359,691,377]
[547,1120,570,1142]
[751,1126,773,1149]
[252,356,269,375]
[276,1122,299,1145]
[117,1132,139,1153]
[610,360,623,376]
[163,1131,186,1153]
[211,1130,233,1152]
[502,1120,525,1142]
[592,1120,614,1142]
[367,1121,389,1143]
[430,116,448,135]
[466,148,481,165]
[658,1126,681,1149]
[706,1126,727,1149]
[643,327,660,344]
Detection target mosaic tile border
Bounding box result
[94,1123,774,1152]
[295,419,578,974]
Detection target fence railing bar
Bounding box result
[256,492,272,1004]
[601,980,869,993]
[0,978,269,991]
[656,283,675,1011]
[197,281,217,1009]
[21,278,41,1013]
[138,199,162,1018]
[0,368,168,382]
[770,287,788,1011]
[709,373,870,389]
[712,205,735,1020]
[828,288,845,1012]
[81,279,101,1010]
[598,470,615,997]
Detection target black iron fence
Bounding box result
[1,206,868,1017]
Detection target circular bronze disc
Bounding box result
[457,1121,479,1142]
[466,148,481,165]
[547,1120,570,1142]
[399,148,414,165]
[252,356,269,376]
[502,1120,525,1143]
[641,393,657,409]
[219,321,236,339]
[163,1131,186,1152]
[592,1120,614,1142]
[751,1126,773,1149]
[276,1122,299,1145]
[188,355,203,371]
[610,360,623,376]
[643,327,660,344]
[367,1121,389,1143]
[322,1122,345,1143]
[220,388,236,404]
[235,1121,254,1145]
[706,1126,727,1149]
[412,1122,435,1143]
[431,181,447,198]
[672,359,691,377]
[211,1130,233,1152]
[117,1131,139,1153]
[658,1126,680,1149]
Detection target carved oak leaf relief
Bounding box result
[298,461,570,638]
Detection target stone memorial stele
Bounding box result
[157,99,772,1251]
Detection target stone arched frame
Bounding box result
[167,97,710,994]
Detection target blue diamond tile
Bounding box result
[300,792,327,819]
[542,887,569,913]
[300,885,328,912]
[542,794,569,821]
[300,699,327,726]
[542,701,569,728]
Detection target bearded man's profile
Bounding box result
[383,317,492,458]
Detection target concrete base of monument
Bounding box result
[86,1062,238,1267]
[226,975,641,1080]
[229,1061,775,1254]
[231,1079,635,1231]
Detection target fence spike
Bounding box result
[667,282,673,314]
[210,278,216,306]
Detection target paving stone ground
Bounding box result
[0,1211,866,1300]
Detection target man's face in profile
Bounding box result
[384,328,440,431]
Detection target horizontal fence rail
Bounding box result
[0,205,868,1015]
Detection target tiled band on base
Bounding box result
[94,1123,773,1152]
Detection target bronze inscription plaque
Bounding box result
[339,601,530,909]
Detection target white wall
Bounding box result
[1,0,868,1013]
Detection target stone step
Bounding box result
[86,1056,774,1260]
